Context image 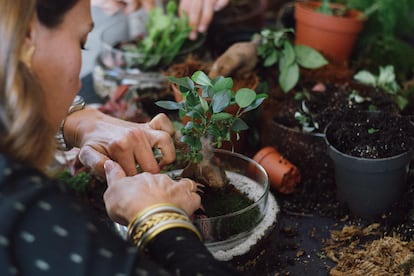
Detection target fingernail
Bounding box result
[198,24,207,33]
[104,159,114,171]
[189,31,197,40]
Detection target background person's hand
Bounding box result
[104,160,201,225]
[65,108,176,177]
[179,0,230,40]
[91,0,155,15]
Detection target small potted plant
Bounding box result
[294,0,368,62]
[324,110,414,218]
[155,71,280,259]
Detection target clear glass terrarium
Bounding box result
[115,149,279,261]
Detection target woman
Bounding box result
[0,0,238,275]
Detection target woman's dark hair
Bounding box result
[36,0,79,27]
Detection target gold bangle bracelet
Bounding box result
[130,213,190,245]
[127,203,187,238]
[139,220,203,251]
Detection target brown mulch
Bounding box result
[324,224,414,275]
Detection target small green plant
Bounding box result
[294,100,319,133]
[120,1,192,70]
[156,71,267,188]
[256,28,328,93]
[347,90,377,111]
[157,71,267,164]
[353,65,408,110]
[368,128,379,134]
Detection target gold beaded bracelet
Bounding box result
[127,203,188,238]
[127,204,202,251]
[131,213,190,245]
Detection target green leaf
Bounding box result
[199,95,209,112]
[378,65,396,85]
[211,90,232,113]
[235,88,256,108]
[155,100,180,110]
[167,76,194,90]
[264,50,278,67]
[211,112,233,121]
[231,118,249,131]
[281,41,296,66]
[354,70,377,86]
[213,76,234,91]
[192,71,212,86]
[279,63,299,92]
[295,45,328,69]
[242,94,268,113]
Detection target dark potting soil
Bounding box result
[272,81,399,134]
[326,110,414,159]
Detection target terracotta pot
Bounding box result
[252,146,301,194]
[294,1,366,62]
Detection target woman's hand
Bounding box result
[179,0,229,40]
[64,108,175,177]
[104,160,201,225]
[91,0,155,15]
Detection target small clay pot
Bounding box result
[253,146,301,194]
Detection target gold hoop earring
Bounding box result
[20,45,35,70]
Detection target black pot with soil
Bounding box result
[325,110,414,218]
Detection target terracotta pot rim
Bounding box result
[294,1,365,21]
[294,1,365,33]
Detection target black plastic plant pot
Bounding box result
[324,111,414,218]
[326,144,412,218]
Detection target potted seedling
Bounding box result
[155,71,279,260]
[93,1,205,117]
[294,0,370,62]
[325,110,414,218]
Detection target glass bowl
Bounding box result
[115,149,276,260]
[93,13,205,99]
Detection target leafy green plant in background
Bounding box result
[121,1,192,70]
[256,28,328,93]
[340,0,414,82]
[354,65,408,111]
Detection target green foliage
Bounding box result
[59,170,91,193]
[343,0,414,81]
[256,28,328,93]
[156,71,267,163]
[120,1,192,70]
[353,65,408,110]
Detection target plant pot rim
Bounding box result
[324,110,414,162]
[272,118,325,138]
[294,1,366,23]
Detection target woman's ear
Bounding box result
[20,17,37,69]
